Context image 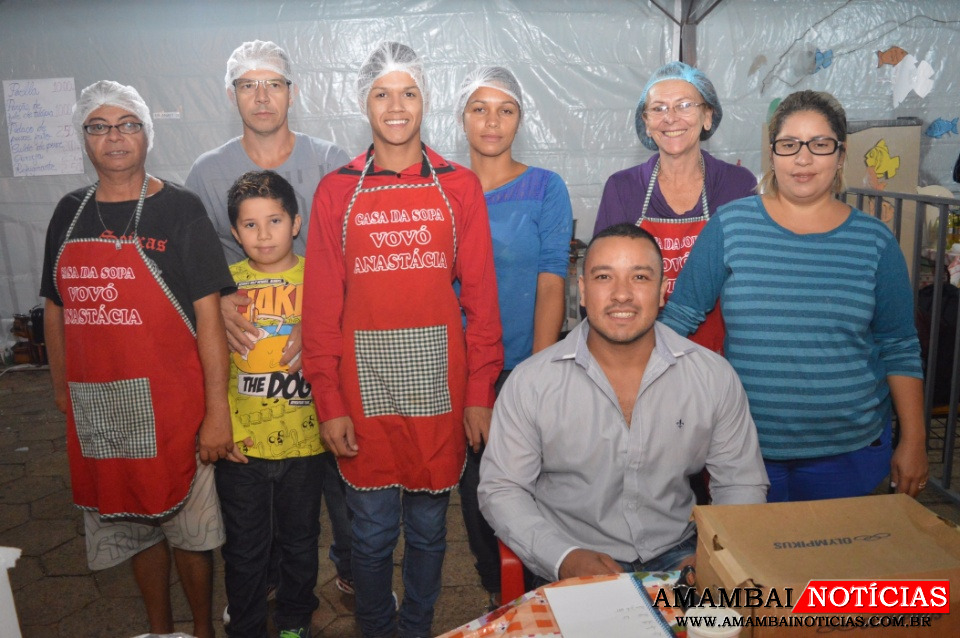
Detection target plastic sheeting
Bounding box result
[1,0,959,350]
[697,0,960,184]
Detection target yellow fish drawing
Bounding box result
[864,139,900,179]
[877,46,907,67]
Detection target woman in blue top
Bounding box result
[456,66,573,605]
[660,90,928,502]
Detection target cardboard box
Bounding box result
[693,494,960,637]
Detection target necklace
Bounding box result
[93,176,150,249]
[636,153,709,225]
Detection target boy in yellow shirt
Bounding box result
[217,169,323,638]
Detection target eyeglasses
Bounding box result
[83,122,144,136]
[772,137,843,156]
[233,78,291,94]
[644,101,705,119]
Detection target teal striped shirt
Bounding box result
[660,195,922,459]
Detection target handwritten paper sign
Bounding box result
[4,77,83,176]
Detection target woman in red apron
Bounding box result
[302,43,501,638]
[40,81,234,638]
[594,61,758,353]
[55,178,204,518]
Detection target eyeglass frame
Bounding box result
[642,101,707,120]
[82,122,145,136]
[232,78,292,94]
[771,137,844,156]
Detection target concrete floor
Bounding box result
[3,365,960,637]
[0,367,488,637]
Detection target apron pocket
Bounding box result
[69,377,157,459]
[355,325,451,418]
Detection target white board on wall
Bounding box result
[3,78,83,177]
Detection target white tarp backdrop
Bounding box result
[1,0,959,350]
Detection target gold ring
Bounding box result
[919,482,927,489]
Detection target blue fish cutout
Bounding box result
[925,117,959,139]
[814,48,833,73]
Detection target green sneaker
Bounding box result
[279,629,309,638]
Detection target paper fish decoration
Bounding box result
[877,46,908,67]
[865,140,900,179]
[767,98,782,122]
[892,54,934,106]
[748,54,767,76]
[925,117,959,139]
[814,49,833,73]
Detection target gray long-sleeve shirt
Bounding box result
[478,320,768,581]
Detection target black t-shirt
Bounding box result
[40,180,232,329]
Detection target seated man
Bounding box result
[478,223,768,584]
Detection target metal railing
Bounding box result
[843,187,960,503]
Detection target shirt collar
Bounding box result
[553,320,697,371]
[351,142,450,177]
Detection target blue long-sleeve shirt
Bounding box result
[486,167,572,369]
[660,195,922,460]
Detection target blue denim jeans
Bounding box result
[765,420,893,502]
[457,369,511,595]
[216,454,324,637]
[458,445,500,593]
[346,486,450,638]
[618,533,697,573]
[322,451,354,581]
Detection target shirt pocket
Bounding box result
[69,377,157,459]
[354,325,451,418]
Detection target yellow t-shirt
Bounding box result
[228,256,324,459]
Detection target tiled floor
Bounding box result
[0,367,487,637]
[3,365,960,637]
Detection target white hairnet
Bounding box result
[72,80,154,151]
[456,66,524,124]
[356,41,427,115]
[225,40,294,94]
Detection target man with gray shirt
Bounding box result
[187,40,349,265]
[185,40,356,609]
[479,223,768,584]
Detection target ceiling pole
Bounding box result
[681,22,697,66]
[680,0,697,65]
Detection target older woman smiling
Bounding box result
[594,62,756,353]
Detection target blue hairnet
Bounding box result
[634,61,722,151]
[456,66,524,124]
[357,41,427,115]
[73,80,154,152]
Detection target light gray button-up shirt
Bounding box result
[478,320,768,581]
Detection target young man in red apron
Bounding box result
[302,43,502,638]
[40,81,237,638]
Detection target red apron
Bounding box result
[638,159,724,353]
[54,183,203,519]
[337,152,467,492]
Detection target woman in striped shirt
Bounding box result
[660,90,928,502]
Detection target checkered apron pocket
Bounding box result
[69,377,157,459]
[355,325,451,418]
